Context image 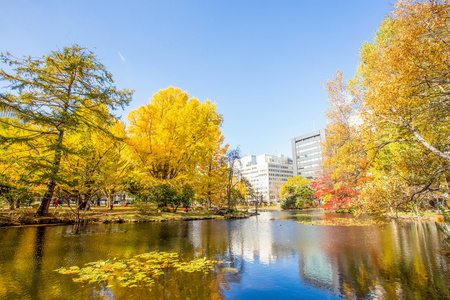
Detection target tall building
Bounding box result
[234,154,293,203]
[0,109,15,118]
[292,129,326,179]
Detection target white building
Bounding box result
[234,154,293,204]
[292,129,326,179]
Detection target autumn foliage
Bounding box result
[319,0,450,215]
[310,174,359,210]
[0,47,229,214]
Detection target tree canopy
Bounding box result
[280,176,314,209]
[125,87,227,205]
[0,45,133,215]
[317,0,450,215]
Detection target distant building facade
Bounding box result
[0,109,15,118]
[292,129,326,179]
[234,154,293,203]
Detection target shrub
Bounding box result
[135,202,154,215]
[281,198,296,209]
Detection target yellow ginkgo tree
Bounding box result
[0,116,48,209]
[194,131,228,208]
[126,87,225,199]
[58,115,129,214]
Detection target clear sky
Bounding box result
[1,0,394,158]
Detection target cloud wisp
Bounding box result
[118,52,126,62]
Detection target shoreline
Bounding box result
[0,206,446,228]
[0,207,255,228]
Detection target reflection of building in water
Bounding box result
[188,213,304,269]
[297,249,341,295]
[229,216,275,264]
[186,217,275,263]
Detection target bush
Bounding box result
[281,198,296,209]
[135,202,155,215]
[160,207,171,213]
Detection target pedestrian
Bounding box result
[110,202,113,210]
[184,207,188,213]
[54,198,58,208]
[191,205,194,212]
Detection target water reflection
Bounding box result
[0,212,448,299]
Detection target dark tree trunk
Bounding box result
[8,196,15,210]
[36,130,64,216]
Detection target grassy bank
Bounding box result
[0,206,254,227]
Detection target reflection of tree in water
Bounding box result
[0,226,66,299]
[296,221,450,299]
[223,255,244,284]
[70,267,230,299]
[30,227,46,295]
[2,213,448,299]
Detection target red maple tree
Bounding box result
[310,174,359,210]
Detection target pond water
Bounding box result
[0,211,449,299]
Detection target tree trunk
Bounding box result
[106,191,115,209]
[207,192,211,209]
[102,188,114,209]
[36,129,64,216]
[8,196,15,210]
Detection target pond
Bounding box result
[0,211,449,299]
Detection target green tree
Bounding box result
[279,176,314,209]
[240,177,255,205]
[174,184,195,212]
[0,176,37,210]
[148,184,177,208]
[0,45,133,216]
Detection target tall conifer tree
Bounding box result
[0,45,133,215]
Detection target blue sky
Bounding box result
[1,0,393,157]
